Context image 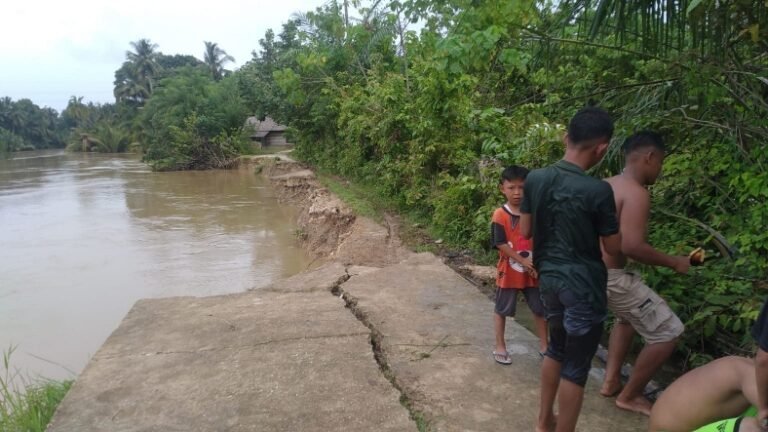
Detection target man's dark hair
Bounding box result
[500,165,529,184]
[568,106,614,145]
[622,130,666,156]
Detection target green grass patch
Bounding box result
[1,348,73,432]
[318,174,381,221]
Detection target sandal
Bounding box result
[493,350,512,365]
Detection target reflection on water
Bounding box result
[0,151,310,381]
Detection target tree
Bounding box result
[140,68,248,170]
[127,39,160,91]
[0,97,64,150]
[156,54,205,80]
[61,96,90,130]
[114,39,159,105]
[203,41,235,81]
[157,53,204,70]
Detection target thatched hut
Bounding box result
[245,117,290,148]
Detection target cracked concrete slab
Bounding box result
[340,253,648,432]
[48,290,415,432]
[258,261,348,293]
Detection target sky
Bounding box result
[0,0,330,113]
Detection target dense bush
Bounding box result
[140,68,248,170]
[231,0,768,363]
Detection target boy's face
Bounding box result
[499,178,525,206]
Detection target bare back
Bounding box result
[649,356,757,432]
[602,174,651,269]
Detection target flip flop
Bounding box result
[493,351,512,365]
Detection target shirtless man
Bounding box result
[600,131,691,415]
[649,356,761,432]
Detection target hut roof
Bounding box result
[246,116,287,137]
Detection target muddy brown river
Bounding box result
[0,151,310,381]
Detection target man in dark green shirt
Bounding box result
[521,106,622,432]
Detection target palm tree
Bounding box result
[127,39,159,85]
[115,39,159,104]
[203,41,235,81]
[561,0,767,56]
[62,96,90,129]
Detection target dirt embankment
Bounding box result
[243,156,411,268]
[241,155,500,287]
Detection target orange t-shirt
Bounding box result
[491,204,538,289]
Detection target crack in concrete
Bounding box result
[332,267,430,432]
[93,331,370,361]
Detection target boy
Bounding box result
[491,165,548,365]
[649,356,761,432]
[600,131,690,416]
[520,106,622,432]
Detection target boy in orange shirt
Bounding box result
[491,165,548,365]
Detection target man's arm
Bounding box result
[621,188,689,274]
[520,213,532,240]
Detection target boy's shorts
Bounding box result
[692,406,756,432]
[607,269,684,344]
[692,417,743,432]
[495,287,544,318]
[541,283,605,387]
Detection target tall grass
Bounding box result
[0,347,73,432]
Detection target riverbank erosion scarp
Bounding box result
[48,158,647,431]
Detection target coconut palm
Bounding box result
[203,41,235,81]
[114,39,159,105]
[561,0,767,56]
[127,39,159,90]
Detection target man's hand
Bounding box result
[671,256,691,274]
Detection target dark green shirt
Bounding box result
[521,160,619,310]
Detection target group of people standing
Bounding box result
[489,107,768,432]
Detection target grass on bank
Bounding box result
[1,348,73,432]
[316,172,497,265]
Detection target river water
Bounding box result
[0,151,310,382]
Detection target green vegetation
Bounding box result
[0,97,65,152]
[319,175,381,220]
[1,348,73,432]
[232,0,767,366]
[4,0,767,365]
[139,68,248,170]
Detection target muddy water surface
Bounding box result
[0,151,310,381]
